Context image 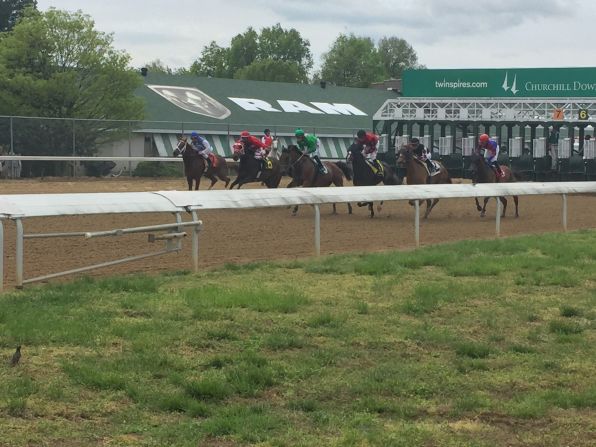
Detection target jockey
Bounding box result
[190,132,213,169]
[240,130,267,172]
[295,128,327,174]
[261,128,274,155]
[356,129,383,175]
[478,133,503,178]
[410,137,435,174]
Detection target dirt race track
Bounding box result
[1,176,595,289]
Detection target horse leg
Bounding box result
[187,177,192,191]
[219,171,231,188]
[376,201,383,214]
[347,202,353,214]
[499,196,508,217]
[513,195,519,218]
[475,197,482,212]
[207,174,217,190]
[291,205,299,216]
[424,199,439,219]
[480,197,490,217]
[332,203,337,214]
[368,202,374,218]
[194,178,201,190]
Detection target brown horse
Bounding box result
[397,143,452,219]
[229,143,282,189]
[469,152,519,218]
[173,137,230,190]
[279,145,353,215]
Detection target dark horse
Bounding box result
[279,145,353,215]
[173,137,230,190]
[469,152,519,218]
[229,143,282,189]
[397,143,452,219]
[347,143,401,218]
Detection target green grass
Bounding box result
[0,230,595,446]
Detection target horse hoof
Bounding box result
[476,206,482,211]
[376,205,382,213]
[480,212,486,218]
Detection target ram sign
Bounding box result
[403,68,596,98]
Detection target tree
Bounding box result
[0,8,144,175]
[189,41,230,78]
[189,24,312,83]
[0,0,36,32]
[320,34,385,88]
[235,59,307,83]
[142,59,174,75]
[377,36,421,79]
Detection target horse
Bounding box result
[228,143,282,189]
[396,143,452,219]
[279,145,353,215]
[469,152,519,218]
[346,143,402,218]
[173,137,230,190]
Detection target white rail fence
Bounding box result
[1,182,595,290]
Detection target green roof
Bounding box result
[136,73,396,136]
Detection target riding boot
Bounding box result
[314,155,326,174]
[205,157,212,171]
[374,160,383,177]
[426,159,434,174]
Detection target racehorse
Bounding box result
[279,145,353,215]
[173,137,230,190]
[228,143,282,189]
[469,152,519,218]
[347,143,402,218]
[396,143,452,219]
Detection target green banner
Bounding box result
[403,68,596,98]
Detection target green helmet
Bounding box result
[295,128,305,137]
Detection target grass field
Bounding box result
[1,231,595,446]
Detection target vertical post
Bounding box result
[0,219,4,292]
[9,116,14,154]
[314,204,321,256]
[562,194,568,231]
[191,210,200,272]
[15,218,23,288]
[128,121,132,176]
[414,200,420,247]
[72,119,76,177]
[495,197,501,237]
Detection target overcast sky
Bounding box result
[36,0,594,73]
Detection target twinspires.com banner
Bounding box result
[402,68,596,98]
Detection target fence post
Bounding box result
[495,197,501,237]
[314,204,321,256]
[562,194,568,231]
[191,210,200,272]
[72,119,76,177]
[414,200,420,247]
[128,121,132,176]
[9,116,14,154]
[15,218,23,288]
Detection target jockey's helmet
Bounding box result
[356,130,366,139]
[264,128,271,135]
[191,131,199,139]
[240,130,250,138]
[479,133,489,143]
[295,128,305,137]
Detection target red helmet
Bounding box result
[240,130,250,138]
[479,134,489,143]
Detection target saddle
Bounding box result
[366,159,384,177]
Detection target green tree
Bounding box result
[0,0,36,32]
[235,59,307,83]
[189,41,230,77]
[377,36,421,79]
[320,34,385,88]
[228,27,258,74]
[0,8,144,175]
[189,24,312,83]
[142,59,174,75]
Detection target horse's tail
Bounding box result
[335,160,352,181]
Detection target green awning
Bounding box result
[151,133,354,159]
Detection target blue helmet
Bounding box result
[191,131,199,138]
